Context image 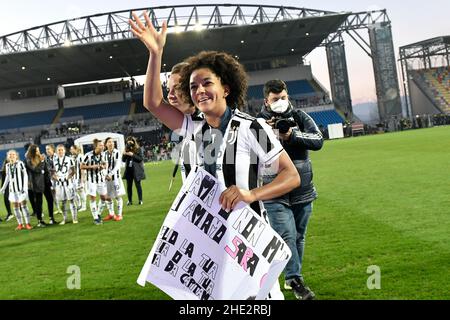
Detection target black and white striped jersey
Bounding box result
[82,151,107,183]
[72,154,84,181]
[3,161,28,193]
[105,149,122,181]
[53,155,75,186]
[177,108,283,216]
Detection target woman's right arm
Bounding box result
[129,12,185,132]
[131,149,144,163]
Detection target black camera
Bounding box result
[126,140,135,152]
[274,117,297,134]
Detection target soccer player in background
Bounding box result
[70,145,87,212]
[103,137,125,221]
[81,139,107,225]
[166,62,198,188]
[52,144,78,225]
[0,150,33,230]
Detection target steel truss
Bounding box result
[320,10,403,122]
[0,4,335,54]
[1,5,403,123]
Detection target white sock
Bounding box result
[20,204,31,225]
[75,192,81,208]
[70,201,78,221]
[97,199,106,217]
[14,207,23,225]
[107,200,114,216]
[81,190,87,208]
[90,200,98,219]
[116,198,123,216]
[61,201,67,220]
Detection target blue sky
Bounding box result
[1,0,449,103]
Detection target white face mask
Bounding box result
[269,99,290,114]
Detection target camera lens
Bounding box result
[276,119,290,134]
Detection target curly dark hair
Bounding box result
[179,51,248,110]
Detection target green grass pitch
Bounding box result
[0,126,449,299]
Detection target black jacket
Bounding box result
[1,162,7,186]
[122,147,146,181]
[258,106,323,205]
[43,155,54,186]
[26,159,47,193]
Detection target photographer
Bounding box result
[25,144,50,227]
[122,136,146,205]
[258,79,323,300]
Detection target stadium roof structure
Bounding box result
[399,35,450,118]
[0,4,350,90]
[399,36,450,62]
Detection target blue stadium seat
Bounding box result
[285,80,315,96]
[0,110,56,130]
[134,98,147,114]
[0,102,129,136]
[307,110,344,127]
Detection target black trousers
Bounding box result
[126,178,142,203]
[28,190,44,221]
[43,183,54,219]
[4,187,11,217]
[28,189,37,214]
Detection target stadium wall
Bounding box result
[0,94,57,116]
[0,91,124,116]
[62,92,124,109]
[409,79,442,116]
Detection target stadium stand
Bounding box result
[423,67,450,112]
[0,109,56,130]
[412,67,450,113]
[307,109,344,128]
[133,96,147,114]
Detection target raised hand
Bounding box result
[129,11,168,54]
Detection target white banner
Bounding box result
[137,167,291,300]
